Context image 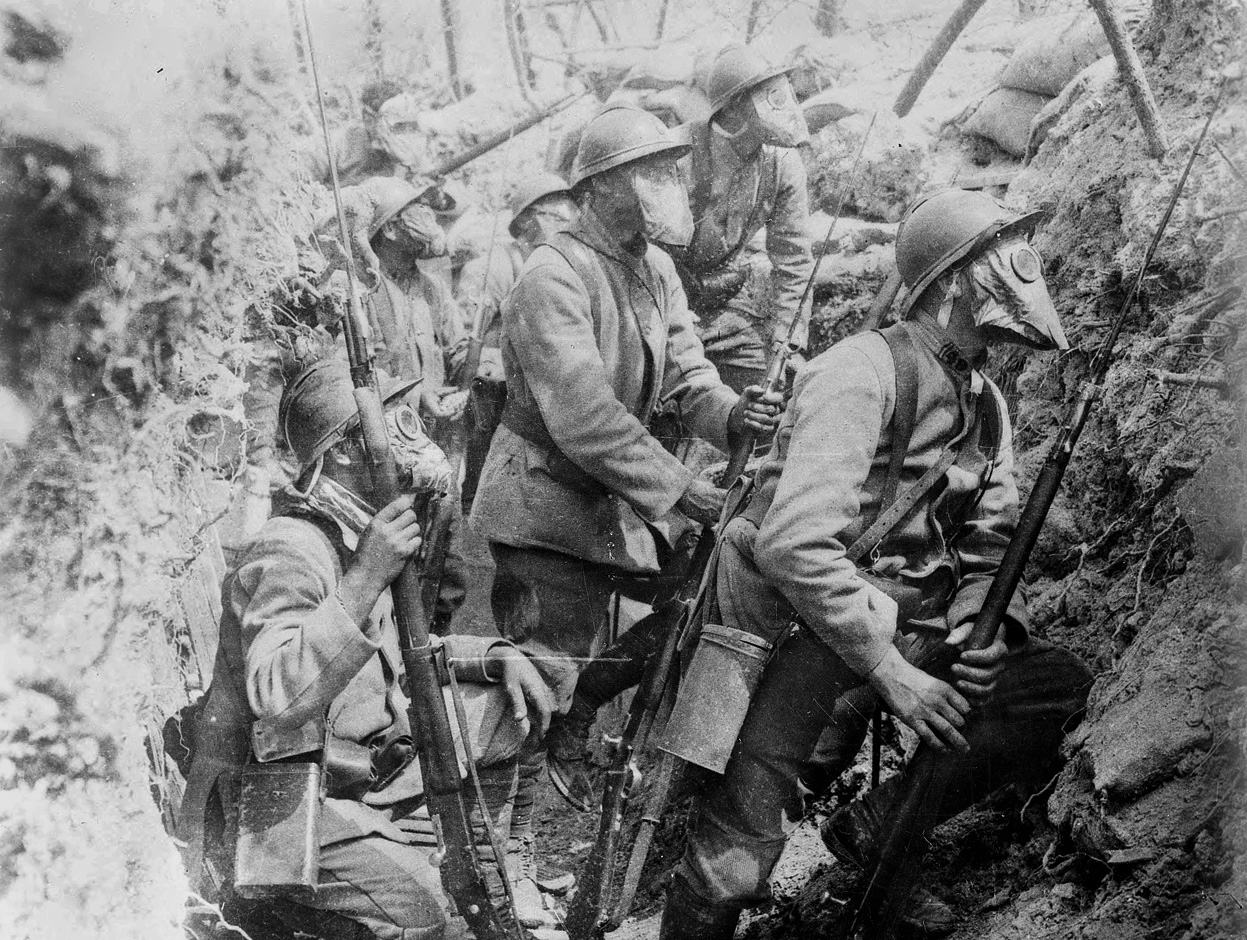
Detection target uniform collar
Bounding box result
[906,315,987,389]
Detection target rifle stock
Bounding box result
[850,92,1222,940]
[301,3,520,938]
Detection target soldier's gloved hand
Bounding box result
[340,495,423,625]
[867,647,971,753]
[677,477,727,527]
[485,645,555,738]
[947,621,1009,701]
[421,387,469,421]
[728,385,785,437]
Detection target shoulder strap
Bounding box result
[878,323,919,512]
[843,323,938,566]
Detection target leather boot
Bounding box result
[545,698,600,813]
[657,878,742,940]
[819,781,955,938]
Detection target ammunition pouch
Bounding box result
[468,375,507,437]
[660,241,748,315]
[690,263,748,314]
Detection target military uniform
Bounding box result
[177,507,528,940]
[672,317,1092,908]
[470,210,738,707]
[680,122,813,390]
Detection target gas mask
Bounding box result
[965,238,1068,351]
[628,157,694,247]
[390,202,447,260]
[383,400,454,495]
[517,197,578,253]
[748,75,809,148]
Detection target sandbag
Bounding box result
[1000,13,1110,97]
[964,87,1052,158]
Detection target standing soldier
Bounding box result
[175,359,554,940]
[358,176,472,632]
[468,105,782,910]
[669,42,815,393]
[658,190,1093,939]
[458,173,578,512]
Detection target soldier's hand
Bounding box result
[947,621,1009,701]
[339,495,422,626]
[728,385,785,437]
[486,645,555,738]
[677,478,727,527]
[352,494,423,589]
[868,648,971,753]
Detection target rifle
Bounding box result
[848,91,1224,940]
[433,94,583,178]
[564,114,879,940]
[300,4,522,939]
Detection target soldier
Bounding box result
[658,190,1094,939]
[468,105,782,887]
[668,42,815,393]
[458,172,578,512]
[175,358,554,940]
[358,176,474,631]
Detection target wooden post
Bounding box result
[1086,0,1168,158]
[439,0,466,99]
[893,0,990,117]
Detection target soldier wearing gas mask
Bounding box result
[662,42,815,393]
[175,359,554,940]
[469,104,782,916]
[657,190,1093,939]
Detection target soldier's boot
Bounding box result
[657,878,742,940]
[819,778,955,938]
[545,698,599,813]
[505,758,575,929]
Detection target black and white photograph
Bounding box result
[0,1,1243,938]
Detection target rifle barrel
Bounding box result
[434,94,581,177]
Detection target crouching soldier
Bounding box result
[175,358,554,940]
[659,189,1094,939]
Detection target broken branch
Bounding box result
[893,0,990,117]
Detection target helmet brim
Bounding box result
[710,63,796,116]
[570,136,691,188]
[899,208,1044,316]
[298,372,421,473]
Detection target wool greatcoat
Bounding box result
[469,209,739,705]
[176,509,528,940]
[470,211,737,574]
[672,316,1092,906]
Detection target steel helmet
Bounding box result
[278,357,418,474]
[707,43,794,117]
[569,104,691,188]
[365,176,426,240]
[895,188,1044,314]
[508,172,572,236]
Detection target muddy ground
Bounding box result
[0,0,1243,939]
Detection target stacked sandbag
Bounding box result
[963,11,1119,157]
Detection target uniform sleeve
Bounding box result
[442,635,515,684]
[655,251,739,453]
[233,526,381,730]
[944,383,1029,645]
[764,147,815,351]
[432,274,470,384]
[752,348,901,676]
[505,255,695,521]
